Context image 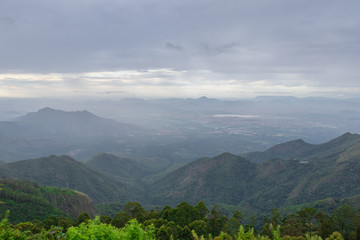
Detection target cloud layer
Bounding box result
[1,0,359,98]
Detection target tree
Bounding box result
[215,231,233,240]
[230,210,243,235]
[112,211,130,228]
[298,207,317,236]
[316,212,336,239]
[43,215,58,230]
[326,231,344,240]
[156,225,170,240]
[235,225,257,240]
[207,205,229,237]
[125,202,146,222]
[57,217,75,231]
[167,201,195,227]
[76,212,91,225]
[282,214,305,237]
[333,204,356,239]
[179,225,192,240]
[189,220,208,237]
[195,201,209,220]
[145,209,161,221]
[161,205,171,220]
[270,208,281,227]
[100,215,112,224]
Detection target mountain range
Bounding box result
[0,107,148,162]
[1,97,359,164]
[0,132,359,215]
[243,132,360,163]
[151,133,360,213]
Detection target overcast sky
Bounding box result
[0,0,359,99]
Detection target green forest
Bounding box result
[0,133,359,239]
[1,200,360,240]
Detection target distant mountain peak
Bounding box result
[269,139,309,154]
[244,132,360,163]
[324,132,360,147]
[213,152,238,160]
[38,107,56,113]
[16,107,99,121]
[37,107,94,116]
[336,132,360,139]
[198,96,209,100]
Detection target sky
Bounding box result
[0,0,359,99]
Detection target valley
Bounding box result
[0,132,359,216]
[0,97,359,239]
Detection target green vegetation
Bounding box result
[0,132,359,239]
[0,155,142,203]
[86,153,151,181]
[1,201,360,239]
[151,133,360,214]
[0,133,359,217]
[0,178,97,223]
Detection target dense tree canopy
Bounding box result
[1,201,360,239]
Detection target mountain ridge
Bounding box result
[0,132,359,215]
[243,132,360,162]
[151,132,360,212]
[0,155,141,204]
[0,107,148,161]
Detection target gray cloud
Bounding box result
[0,0,359,97]
[0,16,15,26]
[198,43,237,55]
[165,42,184,51]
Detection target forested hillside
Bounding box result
[151,133,360,212]
[0,133,359,215]
[0,178,97,223]
[0,155,142,203]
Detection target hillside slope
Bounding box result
[0,155,141,203]
[86,153,151,181]
[151,133,360,212]
[0,177,97,223]
[0,108,146,161]
[8,107,140,140]
[152,153,256,205]
[243,132,360,162]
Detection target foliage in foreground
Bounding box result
[1,201,359,240]
[0,211,155,240]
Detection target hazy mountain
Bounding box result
[0,155,141,203]
[243,132,360,162]
[86,153,151,181]
[151,133,360,213]
[1,96,359,163]
[0,107,149,161]
[151,153,256,205]
[3,107,141,140]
